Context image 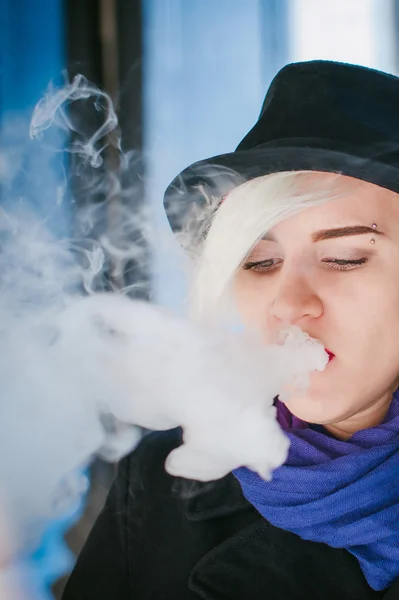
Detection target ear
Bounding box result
[164,444,228,482]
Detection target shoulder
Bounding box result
[62,429,188,600]
[120,428,251,511]
[117,428,253,534]
[131,427,184,469]
[118,427,184,498]
[115,427,201,532]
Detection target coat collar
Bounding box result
[172,475,399,600]
[187,516,395,600]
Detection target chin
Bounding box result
[282,393,343,425]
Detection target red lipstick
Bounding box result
[325,349,335,361]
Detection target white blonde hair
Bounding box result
[186,170,355,322]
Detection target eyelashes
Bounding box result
[242,257,368,273]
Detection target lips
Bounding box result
[325,349,335,361]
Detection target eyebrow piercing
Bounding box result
[370,223,377,244]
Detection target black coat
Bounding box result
[63,428,399,600]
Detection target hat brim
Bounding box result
[163,140,399,233]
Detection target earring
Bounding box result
[370,223,377,244]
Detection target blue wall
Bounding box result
[0,0,65,116]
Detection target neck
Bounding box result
[323,392,393,441]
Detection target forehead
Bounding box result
[276,173,399,232]
[320,183,394,219]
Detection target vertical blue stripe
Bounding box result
[0,0,69,235]
[0,4,86,598]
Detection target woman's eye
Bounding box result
[322,258,368,271]
[242,259,277,272]
[242,258,368,273]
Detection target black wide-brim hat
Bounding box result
[164,60,399,233]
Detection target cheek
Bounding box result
[356,296,399,376]
[348,280,399,355]
[323,287,399,406]
[233,274,267,326]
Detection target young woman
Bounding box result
[63,60,399,599]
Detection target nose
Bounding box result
[268,270,323,325]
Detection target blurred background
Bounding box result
[1,0,398,597]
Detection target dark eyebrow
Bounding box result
[311,225,385,242]
[262,225,385,243]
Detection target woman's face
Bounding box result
[234,173,399,437]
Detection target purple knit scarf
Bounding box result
[234,387,399,591]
